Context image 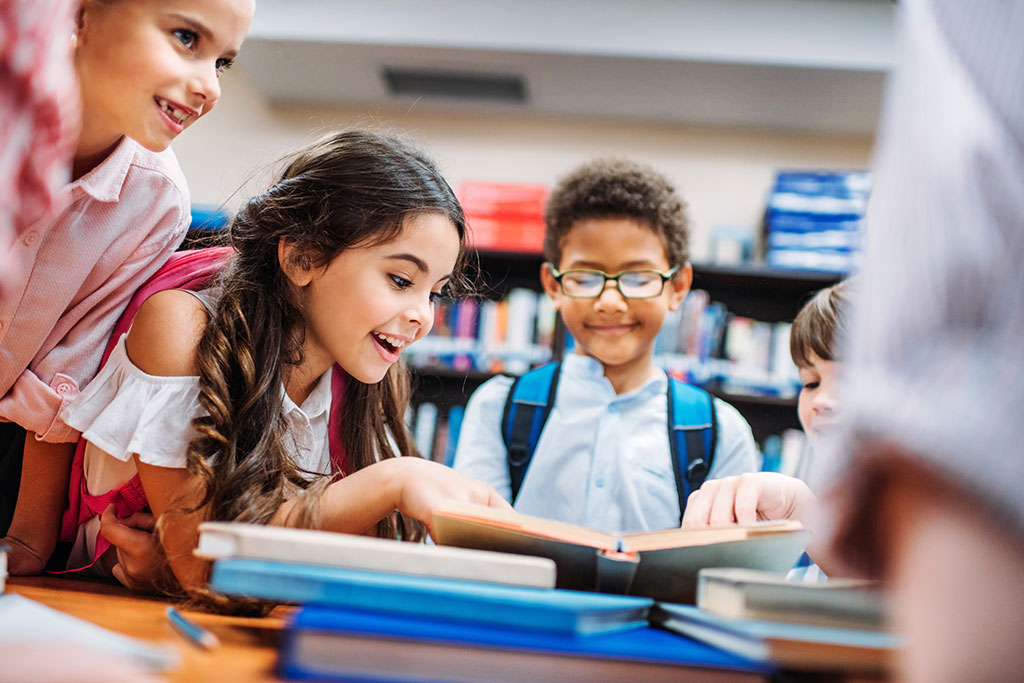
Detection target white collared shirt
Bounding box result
[454,353,759,534]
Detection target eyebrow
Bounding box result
[567,259,661,271]
[169,13,239,59]
[386,253,453,283]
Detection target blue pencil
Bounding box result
[166,606,220,650]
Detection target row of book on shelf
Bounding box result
[412,287,803,399]
[458,172,871,275]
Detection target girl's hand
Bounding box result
[681,472,817,529]
[99,505,179,595]
[388,458,512,538]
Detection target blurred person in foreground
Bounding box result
[820,0,1024,680]
[681,1,1024,680]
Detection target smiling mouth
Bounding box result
[373,332,408,355]
[154,97,193,125]
[587,322,638,333]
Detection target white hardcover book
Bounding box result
[195,522,557,589]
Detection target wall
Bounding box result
[172,68,875,261]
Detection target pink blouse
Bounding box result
[0,136,189,443]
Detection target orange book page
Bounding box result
[622,520,804,553]
[434,501,618,549]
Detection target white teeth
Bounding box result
[156,97,189,124]
[375,332,407,349]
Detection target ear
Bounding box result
[278,238,314,287]
[540,262,563,311]
[666,262,693,312]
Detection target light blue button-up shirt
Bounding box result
[453,354,759,534]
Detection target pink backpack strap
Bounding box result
[328,364,349,477]
[57,248,233,571]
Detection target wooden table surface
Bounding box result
[5,575,293,682]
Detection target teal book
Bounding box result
[210,558,652,636]
[279,603,771,682]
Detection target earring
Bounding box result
[70,32,78,49]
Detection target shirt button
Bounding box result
[595,478,605,488]
[23,232,38,246]
[56,383,73,394]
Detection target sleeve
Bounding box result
[59,336,202,468]
[451,374,516,502]
[0,169,189,443]
[705,397,760,479]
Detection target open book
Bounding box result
[432,502,810,603]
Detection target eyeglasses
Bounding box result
[548,265,680,299]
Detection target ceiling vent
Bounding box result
[383,68,526,104]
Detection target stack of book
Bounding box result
[653,567,901,676]
[459,181,549,254]
[764,170,871,274]
[198,509,813,681]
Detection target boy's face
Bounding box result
[797,351,840,449]
[541,218,691,383]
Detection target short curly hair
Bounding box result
[543,158,690,267]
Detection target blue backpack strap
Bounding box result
[667,378,717,522]
[501,362,562,503]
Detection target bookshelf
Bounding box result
[409,253,842,456]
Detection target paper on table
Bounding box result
[0,593,179,671]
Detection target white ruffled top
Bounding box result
[60,334,333,571]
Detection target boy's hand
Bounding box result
[681,472,817,529]
[0,534,49,575]
[99,505,177,594]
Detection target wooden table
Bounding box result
[5,575,293,682]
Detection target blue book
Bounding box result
[210,558,652,636]
[279,603,771,682]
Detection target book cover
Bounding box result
[210,558,652,636]
[195,521,556,589]
[431,503,810,603]
[279,603,771,683]
[652,602,900,674]
[697,567,887,630]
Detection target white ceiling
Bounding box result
[240,0,897,134]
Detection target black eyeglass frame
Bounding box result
[547,264,681,299]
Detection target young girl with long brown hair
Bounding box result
[60,130,510,600]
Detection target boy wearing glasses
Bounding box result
[453,158,758,533]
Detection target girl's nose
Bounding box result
[405,294,433,333]
[190,64,222,111]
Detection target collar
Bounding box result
[561,353,667,400]
[281,369,333,422]
[73,136,137,203]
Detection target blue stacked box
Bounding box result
[765,171,871,273]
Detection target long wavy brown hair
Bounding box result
[179,132,468,602]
